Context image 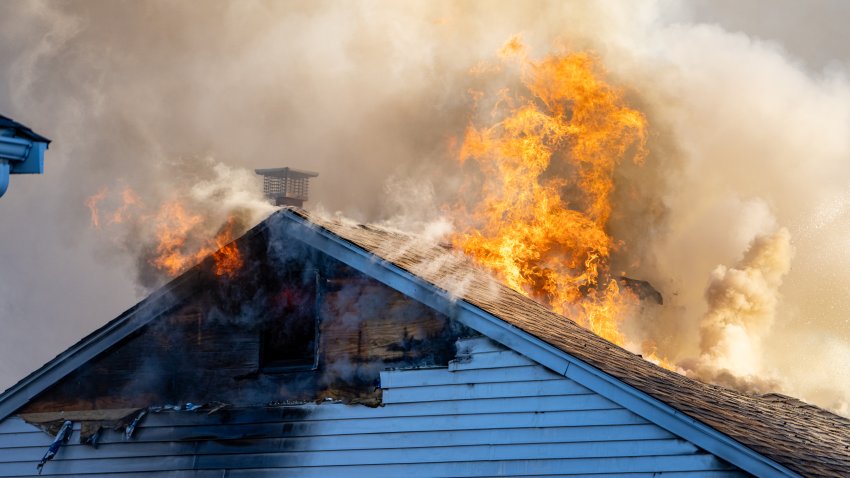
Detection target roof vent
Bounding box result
[254,167,318,208]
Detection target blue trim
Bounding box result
[0,135,47,197]
[0,136,46,174]
[0,160,8,198]
[275,210,801,478]
[0,136,31,161]
[13,141,46,174]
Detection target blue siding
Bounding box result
[0,338,749,477]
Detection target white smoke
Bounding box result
[188,160,277,228]
[678,228,792,391]
[380,175,453,243]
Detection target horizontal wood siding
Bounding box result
[0,338,750,477]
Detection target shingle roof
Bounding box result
[288,208,850,478]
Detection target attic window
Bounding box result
[260,271,319,372]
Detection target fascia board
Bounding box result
[0,136,32,162]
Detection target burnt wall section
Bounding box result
[21,223,464,413]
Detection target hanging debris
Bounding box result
[36,420,72,475]
[19,408,143,448]
[82,425,102,448]
[124,409,147,439]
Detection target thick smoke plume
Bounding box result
[680,229,792,393]
[0,1,848,415]
[699,229,793,374]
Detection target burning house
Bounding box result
[0,208,847,477]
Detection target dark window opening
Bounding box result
[260,270,319,372]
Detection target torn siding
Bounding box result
[0,338,750,477]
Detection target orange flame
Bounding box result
[85,189,244,279]
[451,37,647,345]
[211,216,243,278]
[149,202,243,278]
[109,187,141,224]
[85,188,108,228]
[150,201,207,276]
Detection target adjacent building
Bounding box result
[0,115,50,198]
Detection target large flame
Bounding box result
[150,201,208,276]
[451,38,647,345]
[150,201,244,278]
[210,216,243,278]
[86,188,243,279]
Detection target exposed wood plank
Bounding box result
[320,284,452,362]
[18,408,141,425]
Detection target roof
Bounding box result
[254,167,318,179]
[281,208,850,478]
[0,114,51,144]
[1,207,848,477]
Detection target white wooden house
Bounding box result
[0,208,847,477]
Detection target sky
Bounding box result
[1,0,849,413]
